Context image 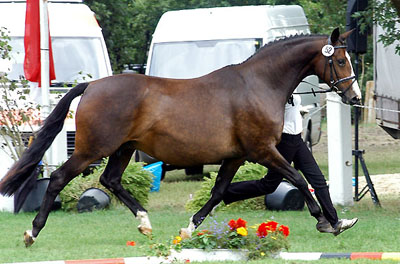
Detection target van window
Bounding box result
[2,37,108,83]
[149,39,260,79]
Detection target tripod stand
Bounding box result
[352,54,381,206]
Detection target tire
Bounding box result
[134,150,158,164]
[134,150,140,162]
[185,165,204,175]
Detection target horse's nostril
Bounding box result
[350,97,360,106]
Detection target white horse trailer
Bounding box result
[0,0,112,211]
[374,23,400,138]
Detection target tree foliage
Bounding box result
[0,27,39,161]
[299,0,347,34]
[354,0,400,54]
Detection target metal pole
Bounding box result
[39,0,51,176]
[354,53,359,200]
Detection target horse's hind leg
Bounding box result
[25,154,94,247]
[99,142,152,236]
[180,158,244,239]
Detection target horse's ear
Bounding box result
[329,28,340,44]
[339,29,355,42]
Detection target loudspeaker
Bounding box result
[346,0,368,54]
[265,181,305,211]
[77,188,110,213]
[21,178,61,212]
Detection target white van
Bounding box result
[0,0,112,211]
[137,5,322,171]
[146,5,321,148]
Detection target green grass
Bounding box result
[312,121,400,177]
[2,124,400,263]
[1,178,400,263]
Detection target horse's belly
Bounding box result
[138,132,240,166]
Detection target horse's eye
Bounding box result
[337,59,346,67]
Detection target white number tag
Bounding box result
[322,45,335,57]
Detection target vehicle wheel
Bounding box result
[134,150,140,162]
[161,163,167,181]
[305,128,312,153]
[134,150,158,164]
[185,165,204,175]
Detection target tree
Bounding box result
[391,0,400,16]
[0,27,39,161]
[355,0,400,54]
[299,0,347,34]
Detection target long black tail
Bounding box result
[0,82,90,196]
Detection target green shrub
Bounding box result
[185,162,268,212]
[59,160,153,211]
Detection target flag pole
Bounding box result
[39,0,51,176]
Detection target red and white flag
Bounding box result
[23,0,55,87]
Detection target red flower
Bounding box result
[236,218,247,229]
[126,241,136,246]
[278,225,290,237]
[228,219,237,230]
[265,221,278,231]
[229,218,247,230]
[197,232,204,236]
[257,222,269,238]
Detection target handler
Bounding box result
[221,93,358,236]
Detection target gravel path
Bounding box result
[314,121,400,196]
[357,173,400,196]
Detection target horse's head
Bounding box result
[313,28,362,105]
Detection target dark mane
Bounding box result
[240,34,328,64]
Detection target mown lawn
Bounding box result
[1,177,399,264]
[312,122,400,177]
[1,123,400,264]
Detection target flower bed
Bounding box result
[172,218,290,260]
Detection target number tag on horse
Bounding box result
[322,45,335,57]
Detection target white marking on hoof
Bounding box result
[179,216,196,239]
[179,228,192,239]
[23,230,36,247]
[136,211,152,236]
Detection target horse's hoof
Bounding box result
[138,225,152,237]
[23,230,35,247]
[179,228,192,240]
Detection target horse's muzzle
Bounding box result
[342,96,361,106]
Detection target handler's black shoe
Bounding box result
[333,218,358,236]
[316,217,335,233]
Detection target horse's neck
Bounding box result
[244,38,321,100]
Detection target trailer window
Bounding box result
[1,37,108,83]
[149,39,260,78]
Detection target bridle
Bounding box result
[295,38,356,98]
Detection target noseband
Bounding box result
[322,38,356,98]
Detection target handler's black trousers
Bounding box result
[222,133,339,227]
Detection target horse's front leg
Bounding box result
[256,146,329,232]
[179,158,244,239]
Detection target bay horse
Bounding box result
[0,28,361,247]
